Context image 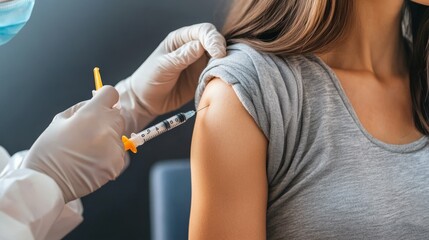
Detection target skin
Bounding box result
[190,79,268,239]
[412,0,429,5]
[190,0,428,239]
[319,0,424,144]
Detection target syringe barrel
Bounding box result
[131,110,195,146]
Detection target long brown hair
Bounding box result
[223,0,429,136]
[410,3,429,135]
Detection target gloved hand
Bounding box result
[116,23,226,135]
[22,86,125,203]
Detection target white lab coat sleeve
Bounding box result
[0,168,65,240]
[5,149,84,240]
[45,199,83,240]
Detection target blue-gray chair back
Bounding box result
[150,160,191,240]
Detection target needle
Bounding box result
[196,105,209,112]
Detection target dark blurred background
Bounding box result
[0,0,225,239]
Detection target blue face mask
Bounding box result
[0,0,34,46]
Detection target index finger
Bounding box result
[166,23,227,58]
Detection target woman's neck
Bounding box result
[320,0,408,78]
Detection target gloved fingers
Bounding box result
[167,23,226,59]
[103,104,126,135]
[121,151,130,174]
[85,85,120,109]
[105,113,126,179]
[107,145,126,180]
[53,101,87,121]
[93,90,121,110]
[115,151,126,178]
[160,40,205,72]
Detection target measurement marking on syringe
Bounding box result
[122,105,210,154]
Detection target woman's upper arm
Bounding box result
[190,78,268,240]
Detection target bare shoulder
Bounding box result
[197,78,247,119]
[193,78,266,158]
[195,77,261,133]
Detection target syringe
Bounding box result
[122,106,209,153]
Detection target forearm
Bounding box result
[46,199,84,240]
[0,148,84,239]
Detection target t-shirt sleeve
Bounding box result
[196,44,269,136]
[195,43,303,185]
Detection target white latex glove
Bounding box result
[116,23,226,135]
[22,86,126,203]
[0,146,9,172]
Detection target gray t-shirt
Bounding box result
[196,43,429,240]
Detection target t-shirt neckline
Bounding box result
[311,54,428,154]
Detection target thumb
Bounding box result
[53,101,87,121]
[87,85,119,109]
[161,40,205,72]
